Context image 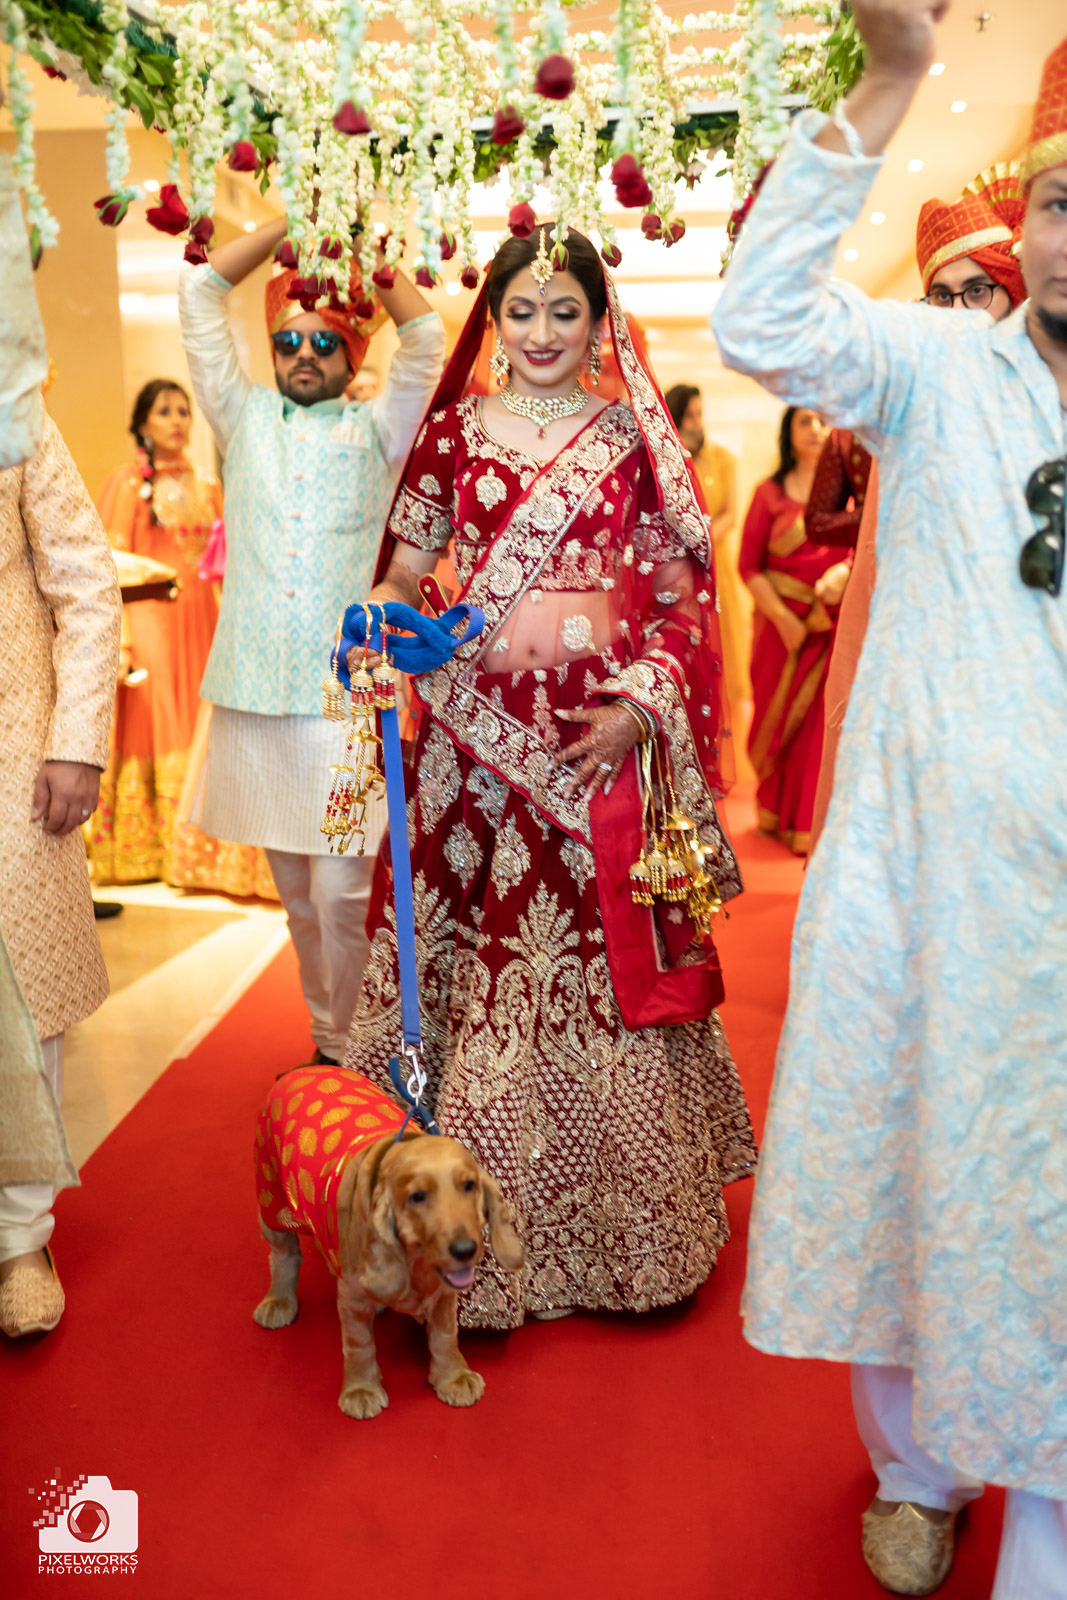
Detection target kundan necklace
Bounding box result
[500,380,588,440]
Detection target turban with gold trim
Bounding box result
[915,163,1026,306]
[265,267,387,376]
[1021,35,1067,189]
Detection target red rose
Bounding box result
[94,194,130,228]
[601,242,623,268]
[414,266,435,288]
[42,65,66,81]
[189,215,214,246]
[508,203,536,238]
[274,238,299,268]
[550,241,569,273]
[333,100,373,136]
[318,236,344,259]
[183,240,209,265]
[460,264,481,290]
[372,264,397,291]
[534,54,574,100]
[439,230,457,261]
[491,105,525,145]
[354,295,377,320]
[726,160,775,246]
[227,141,257,172]
[664,218,686,248]
[610,154,652,209]
[145,183,189,237]
[641,213,662,239]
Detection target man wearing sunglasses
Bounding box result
[714,5,1067,1597]
[178,220,443,1070]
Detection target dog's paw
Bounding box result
[338,1383,389,1420]
[434,1368,486,1408]
[253,1294,298,1329]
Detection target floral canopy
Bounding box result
[1,0,862,290]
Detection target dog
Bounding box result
[252,1065,523,1419]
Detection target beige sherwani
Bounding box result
[0,412,121,1040]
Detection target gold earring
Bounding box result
[489,331,510,387]
[587,335,602,386]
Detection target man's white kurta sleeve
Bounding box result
[178,264,252,458]
[0,154,47,468]
[713,113,932,448]
[372,312,446,475]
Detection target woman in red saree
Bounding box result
[341,226,756,1329]
[739,406,852,855]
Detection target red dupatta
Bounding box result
[374,267,742,1029]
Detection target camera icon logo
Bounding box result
[37,1477,138,1554]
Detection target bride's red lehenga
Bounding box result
[342,268,756,1329]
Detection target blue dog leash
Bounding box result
[353,604,485,1140]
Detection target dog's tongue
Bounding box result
[444,1265,476,1290]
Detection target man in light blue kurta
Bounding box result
[179,220,443,1065]
[714,4,1067,1596]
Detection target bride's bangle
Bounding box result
[613,698,657,743]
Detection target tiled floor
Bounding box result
[63,883,288,1168]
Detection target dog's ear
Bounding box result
[480,1171,524,1273]
[356,1157,410,1303]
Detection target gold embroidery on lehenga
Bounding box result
[443,820,481,887]
[418,723,463,834]
[490,815,531,895]
[466,763,508,827]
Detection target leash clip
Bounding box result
[389,1046,440,1140]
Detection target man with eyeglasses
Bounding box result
[714,5,1067,1597]
[179,221,443,1069]
[809,166,1027,850]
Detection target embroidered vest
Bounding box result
[202,386,401,715]
[256,1066,406,1274]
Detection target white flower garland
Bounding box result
[10,0,854,280]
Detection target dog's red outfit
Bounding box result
[256,1066,406,1273]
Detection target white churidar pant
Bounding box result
[852,1364,1067,1600]
[0,1033,64,1263]
[265,850,374,1062]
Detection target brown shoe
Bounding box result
[861,1501,956,1596]
[0,1246,65,1337]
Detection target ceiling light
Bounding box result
[951,100,968,113]
[843,248,859,262]
[143,178,160,193]
[929,62,946,76]
[870,212,886,226]
[243,221,257,232]
[445,281,462,296]
[907,159,924,173]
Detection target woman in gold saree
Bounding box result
[341,226,756,1329]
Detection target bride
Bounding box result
[343,224,756,1328]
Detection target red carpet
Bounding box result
[2,790,1002,1598]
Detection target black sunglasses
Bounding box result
[1019,458,1066,598]
[270,329,344,357]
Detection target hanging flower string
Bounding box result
[6,0,862,286]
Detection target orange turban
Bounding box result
[1021,35,1067,189]
[915,163,1026,306]
[265,267,387,375]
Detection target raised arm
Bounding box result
[713,0,951,445]
[0,153,47,467]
